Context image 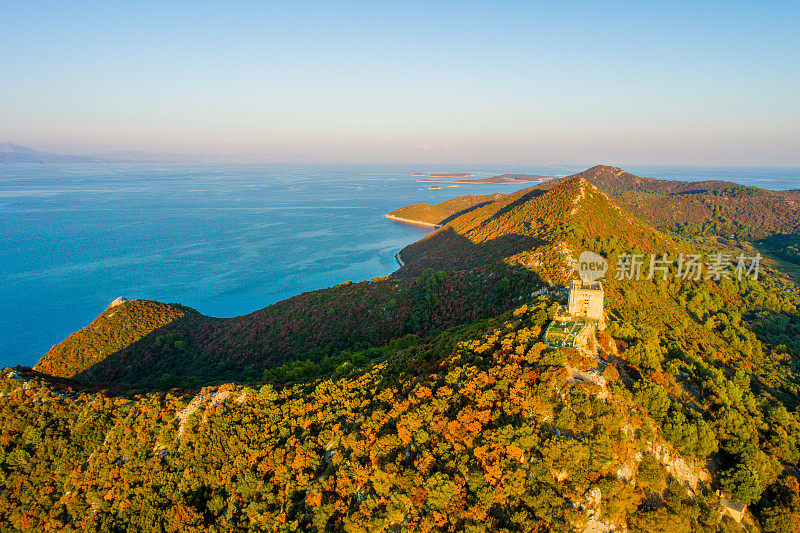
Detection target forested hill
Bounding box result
[35,299,194,379]
[35,271,544,389]
[37,177,674,387]
[5,166,800,530]
[539,165,754,196]
[392,165,800,270]
[535,165,800,241]
[397,177,677,279]
[385,193,505,227]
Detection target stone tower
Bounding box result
[567,280,604,321]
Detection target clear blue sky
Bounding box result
[1,1,798,165]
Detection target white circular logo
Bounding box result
[577,251,608,282]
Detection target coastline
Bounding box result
[384,213,442,228]
[394,252,405,267]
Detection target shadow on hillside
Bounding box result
[743,308,800,408]
[491,188,547,218]
[11,366,141,399]
[395,226,546,277]
[62,230,548,392]
[438,197,508,226]
[69,312,217,392]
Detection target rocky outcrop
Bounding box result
[175,387,239,444]
[108,296,129,308]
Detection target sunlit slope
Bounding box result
[386,193,505,226]
[537,165,800,240]
[398,177,675,278]
[1,301,721,532]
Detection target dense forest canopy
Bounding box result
[4,166,800,531]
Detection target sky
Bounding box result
[1,1,799,166]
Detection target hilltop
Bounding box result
[35,300,196,379]
[393,164,800,274]
[536,165,749,196]
[397,177,675,280]
[4,165,800,531]
[536,165,800,240]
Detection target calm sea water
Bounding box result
[1,163,798,367]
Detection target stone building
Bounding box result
[567,280,604,321]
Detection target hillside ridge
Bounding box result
[7,165,800,530]
[397,175,676,280]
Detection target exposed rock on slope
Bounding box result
[108,296,129,308]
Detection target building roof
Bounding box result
[570,280,603,291]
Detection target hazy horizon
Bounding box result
[2,2,799,166]
[6,144,800,170]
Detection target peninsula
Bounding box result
[385,192,505,227]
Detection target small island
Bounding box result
[416,173,555,184]
[411,172,473,178]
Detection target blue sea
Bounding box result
[1,163,798,367]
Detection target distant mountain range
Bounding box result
[87,150,270,163]
[0,143,105,163]
[0,143,270,164]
